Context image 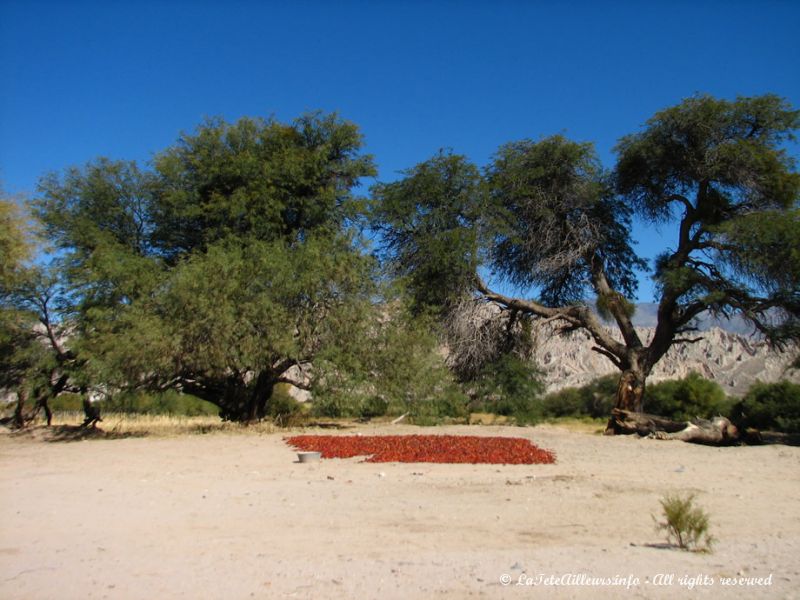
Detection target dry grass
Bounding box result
[24,411,277,438]
[542,417,607,434]
[6,411,607,442]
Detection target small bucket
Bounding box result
[297,451,321,463]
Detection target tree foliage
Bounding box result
[372,94,800,422]
[30,112,377,421]
[311,301,467,422]
[488,136,645,305]
[0,198,33,289]
[616,94,800,341]
[371,152,486,313]
[1,198,80,425]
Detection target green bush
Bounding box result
[359,395,389,419]
[310,394,354,418]
[643,372,731,421]
[267,384,305,426]
[653,493,715,552]
[730,380,800,433]
[471,354,545,425]
[414,386,469,423]
[311,306,469,423]
[542,374,617,419]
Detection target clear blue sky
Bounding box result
[2,0,799,300]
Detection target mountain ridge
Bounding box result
[533,323,798,397]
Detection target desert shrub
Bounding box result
[359,395,389,419]
[471,354,545,425]
[413,386,469,423]
[653,493,715,552]
[730,380,800,433]
[267,384,305,426]
[542,374,617,418]
[643,372,731,421]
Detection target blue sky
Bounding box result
[2,0,799,300]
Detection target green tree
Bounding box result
[312,301,467,422]
[0,198,32,288]
[151,112,375,257]
[1,198,36,414]
[472,353,545,424]
[33,112,378,422]
[372,94,800,430]
[1,199,81,426]
[372,151,485,313]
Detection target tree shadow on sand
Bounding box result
[9,425,145,443]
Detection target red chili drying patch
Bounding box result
[285,435,556,464]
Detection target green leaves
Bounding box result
[372,136,645,308]
[371,151,485,313]
[654,493,715,552]
[488,135,644,304]
[35,159,155,257]
[615,93,800,221]
[614,94,799,348]
[152,112,376,257]
[0,199,33,291]
[27,112,378,420]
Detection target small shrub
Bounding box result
[653,493,715,552]
[267,384,305,426]
[730,380,800,433]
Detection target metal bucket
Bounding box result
[297,451,321,463]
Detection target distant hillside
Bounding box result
[627,303,757,336]
[533,323,798,397]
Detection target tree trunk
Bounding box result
[615,369,645,412]
[38,397,53,426]
[246,372,275,422]
[605,368,647,435]
[12,385,29,429]
[213,373,276,423]
[609,409,740,446]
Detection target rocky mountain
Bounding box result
[532,324,798,397]
[627,303,759,336]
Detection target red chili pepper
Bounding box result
[285,435,556,464]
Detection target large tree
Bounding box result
[1,199,78,426]
[372,94,800,432]
[33,112,378,421]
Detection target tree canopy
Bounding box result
[29,112,378,421]
[372,94,800,425]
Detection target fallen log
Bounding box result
[608,408,740,446]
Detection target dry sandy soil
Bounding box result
[1,422,798,599]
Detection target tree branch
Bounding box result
[591,345,624,369]
[672,336,704,345]
[475,275,628,365]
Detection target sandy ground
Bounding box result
[1,423,798,600]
